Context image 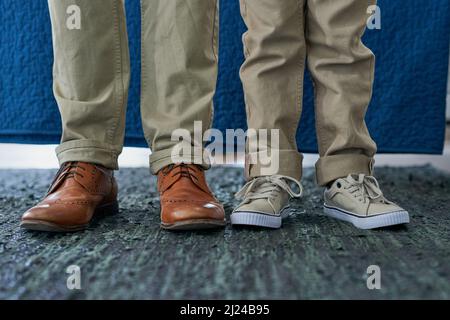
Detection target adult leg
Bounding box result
[21,0,129,232]
[141,0,225,230]
[51,0,130,170]
[141,0,219,174]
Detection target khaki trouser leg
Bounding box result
[141,0,220,174]
[48,0,130,170]
[306,0,378,186]
[239,0,306,181]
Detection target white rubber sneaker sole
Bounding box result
[230,211,281,228]
[323,205,410,230]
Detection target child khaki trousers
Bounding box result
[48,0,219,173]
[240,0,378,186]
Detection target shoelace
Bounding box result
[344,174,387,203]
[235,175,303,211]
[47,162,86,193]
[162,163,199,181]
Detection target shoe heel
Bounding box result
[96,201,119,216]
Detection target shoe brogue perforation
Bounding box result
[20,162,118,232]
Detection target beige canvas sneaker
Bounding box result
[323,174,410,229]
[231,175,303,228]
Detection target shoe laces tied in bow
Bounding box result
[235,175,303,211]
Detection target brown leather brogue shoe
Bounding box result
[158,163,226,230]
[21,162,118,232]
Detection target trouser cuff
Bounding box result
[56,140,120,170]
[149,143,211,175]
[315,154,374,186]
[245,150,303,181]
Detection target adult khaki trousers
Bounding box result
[48,0,219,173]
[240,0,378,186]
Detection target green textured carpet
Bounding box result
[0,166,449,299]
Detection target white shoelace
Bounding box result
[344,174,389,203]
[235,175,303,208]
